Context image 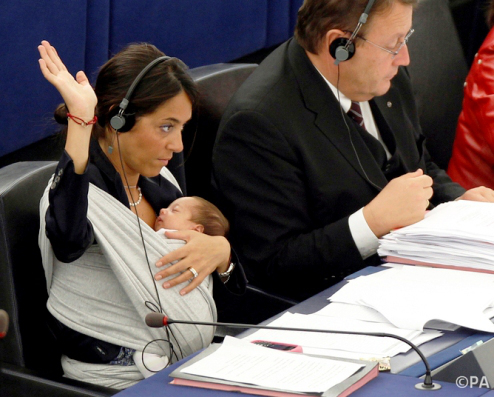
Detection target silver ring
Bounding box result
[188,267,199,279]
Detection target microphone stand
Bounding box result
[157,316,442,391]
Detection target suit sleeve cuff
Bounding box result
[348,208,379,259]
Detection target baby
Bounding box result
[154,196,229,237]
[136,196,229,377]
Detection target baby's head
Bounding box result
[154,196,229,237]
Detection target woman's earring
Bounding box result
[108,131,116,154]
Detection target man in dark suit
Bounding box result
[212,0,494,302]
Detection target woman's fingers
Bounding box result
[39,41,67,73]
[75,70,90,86]
[154,252,217,294]
[49,45,68,72]
[179,272,208,296]
[37,41,98,114]
[153,231,230,295]
[38,42,59,75]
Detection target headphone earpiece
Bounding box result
[330,38,356,63]
[110,108,135,133]
[330,0,375,65]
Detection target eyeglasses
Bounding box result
[352,28,415,58]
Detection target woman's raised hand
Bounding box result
[38,40,97,172]
[38,40,97,119]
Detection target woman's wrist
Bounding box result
[214,237,231,274]
[218,262,235,283]
[67,113,98,127]
[216,259,229,274]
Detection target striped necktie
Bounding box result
[347,101,366,131]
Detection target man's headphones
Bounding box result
[110,55,172,132]
[329,0,376,65]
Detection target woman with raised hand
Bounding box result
[37,40,244,389]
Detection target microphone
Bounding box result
[0,310,9,339]
[145,312,441,391]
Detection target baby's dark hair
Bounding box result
[189,196,230,237]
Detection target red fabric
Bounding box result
[448,28,494,190]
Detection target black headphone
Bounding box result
[110,55,172,132]
[330,0,376,65]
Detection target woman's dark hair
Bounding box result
[54,43,199,140]
[295,0,418,54]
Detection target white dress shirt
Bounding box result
[317,70,390,259]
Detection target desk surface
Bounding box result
[116,266,494,396]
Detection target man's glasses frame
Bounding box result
[347,28,415,58]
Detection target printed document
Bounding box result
[179,336,364,394]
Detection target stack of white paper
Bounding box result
[378,200,494,271]
[329,265,494,333]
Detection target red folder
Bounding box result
[384,256,494,275]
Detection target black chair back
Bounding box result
[0,161,120,396]
[0,161,60,375]
[183,63,258,200]
[183,63,298,324]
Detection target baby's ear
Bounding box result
[192,224,204,233]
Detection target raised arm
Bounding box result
[38,41,97,262]
[38,40,97,173]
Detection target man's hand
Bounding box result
[363,169,433,237]
[457,186,494,202]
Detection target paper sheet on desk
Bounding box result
[294,327,441,361]
[316,302,460,331]
[180,336,364,394]
[330,265,494,333]
[244,312,441,358]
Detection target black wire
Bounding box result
[336,65,383,192]
[115,132,165,312]
[114,130,185,368]
[140,327,183,373]
[165,326,181,363]
[182,116,199,165]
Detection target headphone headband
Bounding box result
[110,55,173,132]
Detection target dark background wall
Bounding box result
[0,0,489,169]
[0,0,303,166]
[450,0,490,65]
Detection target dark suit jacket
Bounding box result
[212,38,465,301]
